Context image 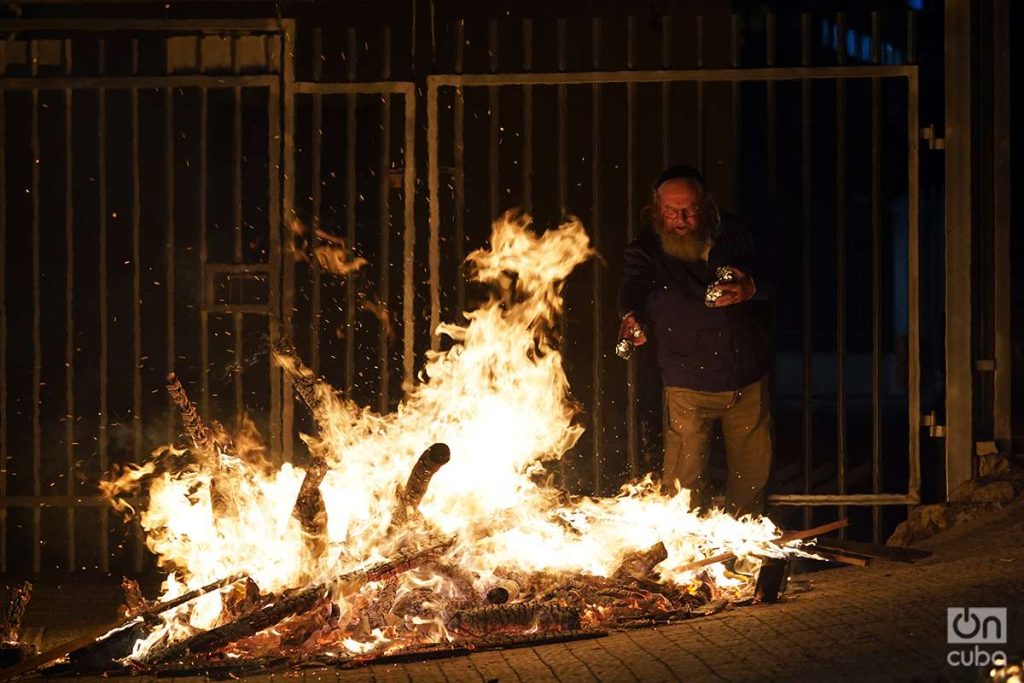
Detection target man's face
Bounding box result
[655,179,704,237]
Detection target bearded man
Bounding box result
[617,164,774,517]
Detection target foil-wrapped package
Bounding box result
[615,323,646,360]
[705,266,737,308]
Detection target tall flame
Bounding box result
[104,212,782,658]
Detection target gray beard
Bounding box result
[656,224,711,263]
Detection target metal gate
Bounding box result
[0,19,285,573]
[426,13,922,538]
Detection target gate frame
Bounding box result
[426,65,922,510]
[0,18,284,573]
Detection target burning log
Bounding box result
[143,585,329,664]
[674,519,850,575]
[145,540,453,665]
[0,583,32,644]
[273,348,332,549]
[292,455,328,555]
[273,343,330,422]
[0,583,34,668]
[165,373,218,456]
[119,578,146,617]
[446,604,581,638]
[612,541,668,581]
[338,537,455,586]
[0,573,248,679]
[485,579,521,605]
[392,443,451,526]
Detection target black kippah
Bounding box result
[653,164,705,190]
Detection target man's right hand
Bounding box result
[619,313,648,346]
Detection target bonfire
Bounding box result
[49,213,812,673]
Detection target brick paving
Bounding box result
[11,500,1024,682]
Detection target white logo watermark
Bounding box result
[947,608,1008,668]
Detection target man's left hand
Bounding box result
[713,267,756,307]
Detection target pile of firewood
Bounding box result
[0,353,836,679]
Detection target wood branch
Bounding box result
[446,604,581,637]
[273,344,330,422]
[143,585,329,664]
[612,541,668,581]
[165,373,217,456]
[674,519,850,575]
[0,583,32,643]
[291,455,328,551]
[0,574,248,680]
[146,541,453,666]
[392,443,450,525]
[336,537,456,587]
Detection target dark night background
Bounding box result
[0,0,1019,575]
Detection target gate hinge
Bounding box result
[923,410,945,438]
[921,125,945,150]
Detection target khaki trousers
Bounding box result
[663,374,772,516]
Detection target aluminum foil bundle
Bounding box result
[615,323,646,360]
[705,266,737,308]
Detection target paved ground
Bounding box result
[10,501,1024,682]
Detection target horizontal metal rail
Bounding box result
[0,19,281,33]
[769,493,920,507]
[0,74,278,90]
[428,65,915,88]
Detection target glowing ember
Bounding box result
[102,211,794,665]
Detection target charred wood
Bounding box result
[392,444,450,526]
[165,373,218,457]
[485,579,521,605]
[143,584,328,664]
[446,604,581,638]
[0,583,32,643]
[613,541,668,581]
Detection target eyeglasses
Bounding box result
[660,204,702,221]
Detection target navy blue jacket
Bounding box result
[617,219,773,392]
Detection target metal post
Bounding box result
[944,0,973,497]
[800,14,814,529]
[590,17,603,495]
[345,28,357,392]
[871,13,884,543]
[64,40,76,571]
[992,0,1011,451]
[625,15,639,479]
[378,26,392,412]
[835,13,848,534]
[310,27,324,377]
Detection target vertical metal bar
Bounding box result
[198,73,208,418]
[165,83,176,445]
[98,42,110,571]
[233,45,244,419]
[661,15,670,167]
[870,13,883,542]
[427,76,441,351]
[765,15,776,209]
[696,16,704,171]
[835,13,848,532]
[522,19,533,214]
[590,17,603,495]
[907,66,921,501]
[0,89,6,573]
[345,29,357,392]
[557,18,568,484]
[310,28,323,377]
[944,0,973,497]
[131,40,144,573]
[378,26,391,412]
[625,15,639,480]
[402,83,416,390]
[992,0,1011,450]
[454,20,465,317]
[488,20,499,221]
[730,14,741,207]
[800,14,813,529]
[31,79,42,573]
[64,40,75,571]
[557,19,567,215]
[280,20,296,462]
